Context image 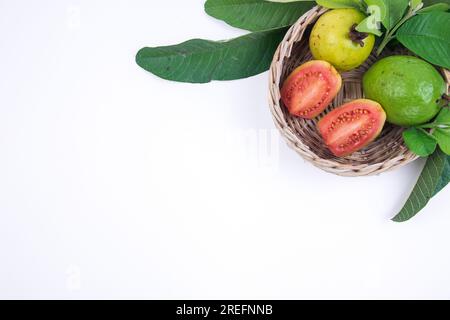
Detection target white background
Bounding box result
[1,0,449,299]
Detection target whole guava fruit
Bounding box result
[309,9,375,71]
[363,56,446,126]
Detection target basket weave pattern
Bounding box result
[268,6,440,177]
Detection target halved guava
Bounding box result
[318,99,386,157]
[281,60,342,119]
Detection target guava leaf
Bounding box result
[363,0,387,27]
[423,0,450,6]
[403,127,437,157]
[419,3,450,13]
[393,149,450,222]
[364,0,409,30]
[397,11,450,69]
[315,0,365,11]
[356,3,383,36]
[434,107,450,124]
[409,0,423,10]
[356,16,383,36]
[434,130,450,154]
[136,28,287,83]
[204,0,315,32]
[433,108,450,155]
[434,154,450,195]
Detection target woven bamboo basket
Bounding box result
[269,6,450,177]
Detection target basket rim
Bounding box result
[268,5,449,177]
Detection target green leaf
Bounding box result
[434,107,450,124]
[316,0,365,10]
[204,0,315,32]
[419,3,450,13]
[356,2,383,36]
[433,108,450,154]
[364,0,409,30]
[403,127,437,157]
[397,11,450,69]
[434,130,450,154]
[393,149,450,222]
[434,153,450,194]
[356,15,383,36]
[411,0,423,9]
[423,0,450,6]
[136,28,287,83]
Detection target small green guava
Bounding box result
[363,56,446,126]
[309,9,375,71]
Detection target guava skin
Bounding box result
[309,9,375,72]
[363,56,446,126]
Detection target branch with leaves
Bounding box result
[136,0,450,222]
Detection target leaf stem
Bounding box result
[376,7,417,56]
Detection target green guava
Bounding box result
[363,56,446,126]
[309,9,375,71]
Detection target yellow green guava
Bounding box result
[309,9,375,71]
[363,56,446,126]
